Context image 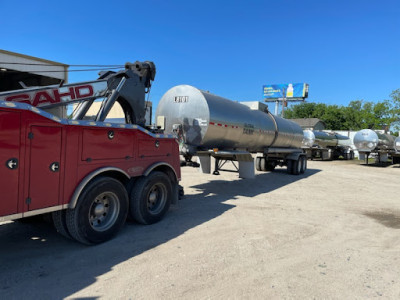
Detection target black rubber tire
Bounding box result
[292,157,302,175]
[66,177,128,245]
[129,171,172,225]
[52,210,72,239]
[300,156,307,174]
[260,157,267,172]
[255,157,262,171]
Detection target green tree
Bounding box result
[285,88,400,131]
[388,89,400,132]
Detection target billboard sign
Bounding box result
[263,83,309,100]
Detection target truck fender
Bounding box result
[143,162,178,182]
[143,162,180,204]
[68,167,130,209]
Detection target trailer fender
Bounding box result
[69,167,130,209]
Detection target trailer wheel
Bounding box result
[300,156,307,174]
[66,177,128,245]
[255,157,262,171]
[292,157,302,175]
[130,171,172,225]
[52,210,72,239]
[260,158,267,171]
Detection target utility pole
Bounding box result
[281,88,286,118]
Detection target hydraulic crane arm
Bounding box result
[0,60,156,125]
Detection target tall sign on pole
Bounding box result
[263,83,309,117]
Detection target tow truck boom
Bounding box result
[0,61,156,125]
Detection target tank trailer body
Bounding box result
[393,137,400,164]
[353,129,399,164]
[302,130,354,160]
[0,61,181,245]
[156,85,307,177]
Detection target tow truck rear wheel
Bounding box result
[129,171,172,225]
[66,177,128,245]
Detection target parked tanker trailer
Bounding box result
[156,85,307,178]
[302,130,354,160]
[353,129,396,163]
[393,136,400,164]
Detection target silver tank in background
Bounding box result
[313,131,351,148]
[302,130,315,148]
[395,136,400,152]
[156,85,303,155]
[301,130,353,160]
[353,129,395,152]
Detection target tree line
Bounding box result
[284,89,400,135]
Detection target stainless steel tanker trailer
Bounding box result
[353,129,396,163]
[301,130,354,160]
[155,85,307,178]
[393,136,400,164]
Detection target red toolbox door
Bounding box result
[28,126,62,211]
[0,111,21,216]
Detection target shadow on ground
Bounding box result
[364,210,400,229]
[0,168,320,299]
[359,161,400,168]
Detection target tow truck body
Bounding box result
[0,61,181,244]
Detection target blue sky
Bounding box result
[1,0,399,112]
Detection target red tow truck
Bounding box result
[0,61,181,244]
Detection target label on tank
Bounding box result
[174,96,189,103]
[195,118,208,126]
[243,123,255,135]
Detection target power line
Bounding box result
[0,67,123,73]
[0,61,124,67]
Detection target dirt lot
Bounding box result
[1,160,399,299]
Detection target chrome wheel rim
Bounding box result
[147,183,167,215]
[89,192,120,232]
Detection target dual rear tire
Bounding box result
[256,157,276,172]
[64,177,129,245]
[287,155,307,175]
[129,171,172,225]
[53,171,173,245]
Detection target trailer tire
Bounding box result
[300,156,307,174]
[52,210,72,239]
[260,157,267,172]
[292,157,302,175]
[129,171,172,225]
[66,177,128,245]
[255,157,262,171]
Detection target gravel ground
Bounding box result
[0,159,399,299]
